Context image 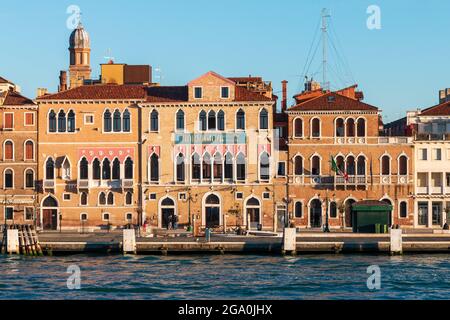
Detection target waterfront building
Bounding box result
[139,72,277,230]
[0,83,38,225]
[407,98,450,228]
[282,81,415,230]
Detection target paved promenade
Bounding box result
[2,229,443,255]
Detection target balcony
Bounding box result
[43,180,55,190]
[415,133,450,141]
[335,175,367,185]
[417,187,428,194]
[378,137,412,144]
[77,179,90,190]
[335,137,366,144]
[431,186,444,194]
[122,179,134,189]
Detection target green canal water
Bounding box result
[0,254,449,300]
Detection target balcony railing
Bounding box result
[122,179,134,189]
[415,133,450,141]
[78,179,89,189]
[43,180,55,189]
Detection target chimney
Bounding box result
[281,80,288,112]
[59,71,67,92]
[37,88,48,98]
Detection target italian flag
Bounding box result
[331,156,348,181]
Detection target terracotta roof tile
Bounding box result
[37,84,147,100]
[288,92,378,112]
[1,90,34,106]
[0,76,11,84]
[420,101,450,116]
[234,86,274,102]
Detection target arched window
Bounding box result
[4,141,13,160]
[107,192,114,205]
[335,118,345,137]
[217,110,225,131]
[125,192,133,205]
[25,141,34,160]
[25,169,34,189]
[236,153,246,181]
[112,158,121,180]
[104,109,112,132]
[45,158,55,180]
[123,109,131,132]
[92,158,100,180]
[259,108,268,130]
[357,118,366,137]
[381,155,391,175]
[99,192,106,205]
[80,192,88,206]
[295,201,303,218]
[49,110,57,132]
[113,110,122,132]
[150,154,159,182]
[346,118,355,137]
[192,153,201,180]
[357,156,366,175]
[199,110,207,131]
[213,153,222,181]
[4,169,13,189]
[346,156,355,176]
[336,156,345,173]
[62,158,71,180]
[125,158,133,179]
[260,152,270,181]
[311,155,320,175]
[202,153,212,181]
[102,158,111,180]
[399,155,408,175]
[294,156,303,176]
[311,118,320,138]
[330,202,337,218]
[79,157,89,180]
[176,110,185,131]
[176,153,185,182]
[58,110,66,132]
[224,153,233,181]
[208,110,216,130]
[206,194,220,205]
[67,110,75,132]
[150,110,159,132]
[294,118,303,138]
[236,109,245,130]
[400,201,408,218]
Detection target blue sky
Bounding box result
[1,0,449,122]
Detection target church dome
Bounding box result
[69,23,90,49]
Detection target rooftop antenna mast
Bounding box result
[321,8,331,90]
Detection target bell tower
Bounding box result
[68,22,91,89]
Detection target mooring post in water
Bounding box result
[7,228,19,254]
[123,228,136,254]
[282,228,297,255]
[390,228,403,255]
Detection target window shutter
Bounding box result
[4,114,13,129]
[26,142,33,160]
[4,142,13,160]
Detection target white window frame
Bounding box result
[194,86,203,99]
[24,112,35,126]
[220,86,230,99]
[276,161,287,177]
[3,112,14,130]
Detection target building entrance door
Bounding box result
[43,209,57,230]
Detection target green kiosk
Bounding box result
[351,200,393,233]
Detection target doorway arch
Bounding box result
[381,198,393,226]
[41,195,59,230]
[310,199,322,228]
[245,196,261,230]
[203,193,221,228]
[159,196,176,229]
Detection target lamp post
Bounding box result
[324,189,331,233]
[184,187,197,230]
